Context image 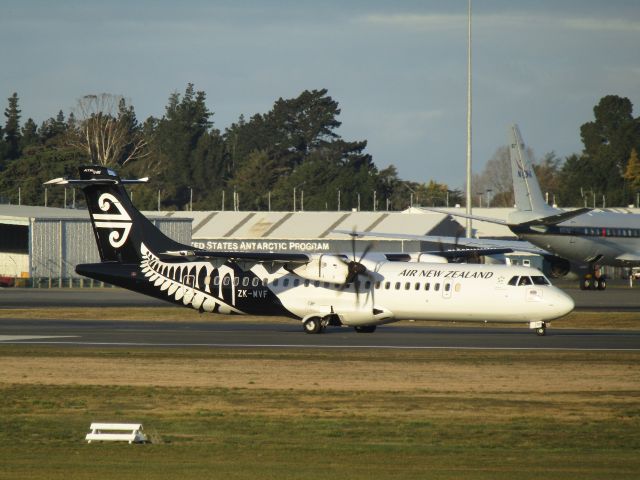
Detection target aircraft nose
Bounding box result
[553,289,575,317]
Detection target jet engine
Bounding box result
[543,254,571,278]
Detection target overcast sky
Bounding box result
[2,0,639,188]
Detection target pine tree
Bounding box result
[20,118,39,149]
[4,92,21,160]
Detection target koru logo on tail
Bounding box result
[92,193,132,248]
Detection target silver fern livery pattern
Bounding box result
[140,243,243,314]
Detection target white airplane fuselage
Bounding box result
[268,261,574,326]
[137,245,574,328]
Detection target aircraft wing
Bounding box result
[516,207,592,227]
[159,250,310,264]
[420,206,592,227]
[418,207,507,225]
[332,230,548,256]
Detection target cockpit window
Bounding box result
[518,276,532,286]
[509,275,541,286]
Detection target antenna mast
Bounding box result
[465,0,473,237]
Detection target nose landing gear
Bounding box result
[530,321,547,336]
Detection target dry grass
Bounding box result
[1,347,639,479]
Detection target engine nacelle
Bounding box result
[543,254,571,278]
[337,307,395,326]
[287,254,349,283]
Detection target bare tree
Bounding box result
[68,93,149,166]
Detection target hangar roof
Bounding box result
[146,210,461,240]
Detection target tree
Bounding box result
[577,95,640,205]
[623,148,640,202]
[20,118,39,150]
[4,92,21,160]
[533,152,562,205]
[472,146,514,207]
[68,94,149,167]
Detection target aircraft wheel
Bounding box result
[303,317,322,334]
[536,326,546,336]
[580,277,591,290]
[354,325,377,333]
[597,278,607,290]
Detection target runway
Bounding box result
[1,318,639,350]
[2,285,640,310]
[1,287,639,351]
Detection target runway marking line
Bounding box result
[0,335,78,342]
[1,340,639,351]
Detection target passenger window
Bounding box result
[283,278,290,287]
[233,277,240,286]
[365,281,371,289]
[434,283,440,291]
[414,282,420,290]
[375,281,381,289]
[395,282,401,290]
[273,279,279,287]
[252,277,259,287]
[293,279,300,287]
[385,282,391,290]
[304,279,310,287]
[223,277,230,286]
[262,278,268,286]
[214,277,220,286]
[314,281,320,287]
[242,277,249,287]
[425,282,430,291]
[444,283,451,292]
[405,282,411,290]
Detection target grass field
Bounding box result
[1,340,639,479]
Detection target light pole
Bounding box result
[293,182,306,212]
[404,183,416,208]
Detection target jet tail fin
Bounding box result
[509,124,555,214]
[45,166,189,263]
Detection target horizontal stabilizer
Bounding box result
[615,253,640,263]
[44,177,149,186]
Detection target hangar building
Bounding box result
[0,205,464,285]
[0,205,191,285]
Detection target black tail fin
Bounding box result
[47,166,189,263]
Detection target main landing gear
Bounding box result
[302,315,377,334]
[303,316,324,334]
[580,266,606,291]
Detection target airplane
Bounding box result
[420,125,640,291]
[44,166,575,336]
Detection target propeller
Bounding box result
[338,230,376,306]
